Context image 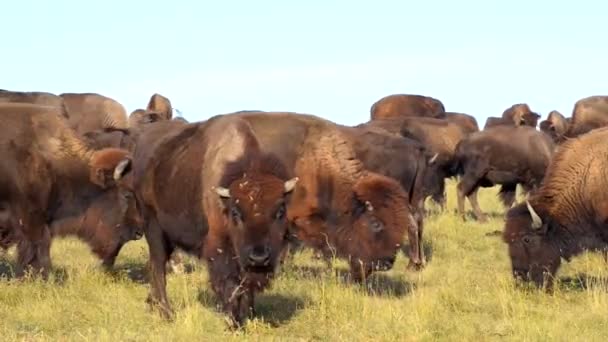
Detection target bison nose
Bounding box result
[248,245,271,266]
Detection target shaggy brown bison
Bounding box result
[483,116,510,129]
[231,112,421,274]
[0,89,68,118]
[0,103,141,278]
[503,127,608,289]
[60,92,128,135]
[130,117,298,327]
[564,95,608,138]
[502,103,541,127]
[441,112,479,134]
[539,110,569,143]
[454,125,554,222]
[370,94,445,120]
[146,93,173,120]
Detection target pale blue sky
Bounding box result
[2,0,606,125]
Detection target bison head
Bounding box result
[88,149,144,243]
[502,200,561,289]
[214,175,299,280]
[540,111,568,143]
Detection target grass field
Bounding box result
[0,180,607,341]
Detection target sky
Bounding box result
[1,0,607,126]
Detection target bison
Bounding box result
[370,94,445,120]
[441,112,479,134]
[230,112,421,274]
[539,110,569,143]
[503,126,608,289]
[129,117,298,327]
[564,95,608,138]
[502,103,541,127]
[454,125,554,222]
[0,103,142,278]
[0,89,68,118]
[60,92,129,135]
[483,116,511,129]
[146,93,173,121]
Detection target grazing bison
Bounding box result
[232,112,421,274]
[146,93,173,120]
[130,117,298,327]
[539,110,569,143]
[502,103,541,127]
[503,127,608,289]
[370,94,445,120]
[454,125,554,222]
[60,92,128,135]
[441,112,479,134]
[0,89,68,118]
[0,103,141,277]
[564,95,608,138]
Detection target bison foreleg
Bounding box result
[144,219,174,320]
[467,188,488,222]
[406,212,425,271]
[15,220,52,280]
[207,249,252,329]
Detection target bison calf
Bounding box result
[131,116,298,328]
[503,126,608,290]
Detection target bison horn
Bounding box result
[113,159,131,181]
[284,177,299,193]
[214,186,231,198]
[526,200,542,229]
[429,153,439,164]
[365,200,374,212]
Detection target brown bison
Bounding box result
[441,112,479,134]
[60,92,128,135]
[502,103,541,127]
[130,117,298,327]
[539,110,569,143]
[564,95,608,138]
[370,94,445,120]
[0,103,142,277]
[454,125,554,222]
[503,126,608,289]
[146,93,173,120]
[0,89,68,118]
[231,112,421,274]
[483,116,510,129]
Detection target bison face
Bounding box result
[503,201,561,289]
[342,174,409,279]
[215,177,299,275]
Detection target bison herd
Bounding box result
[1,88,608,328]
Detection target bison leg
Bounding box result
[207,248,252,328]
[498,183,517,208]
[431,179,447,211]
[406,212,425,271]
[144,219,174,320]
[97,242,124,270]
[466,188,488,222]
[15,216,52,279]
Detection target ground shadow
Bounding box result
[108,261,150,284]
[0,257,68,285]
[558,273,608,291]
[288,264,414,298]
[197,289,308,328]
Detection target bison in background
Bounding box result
[503,126,608,289]
[370,94,445,120]
[130,117,298,327]
[454,125,554,222]
[146,93,173,120]
[0,89,68,118]
[441,112,479,134]
[60,92,129,135]
[483,103,541,130]
[0,103,142,278]
[539,110,569,143]
[564,95,608,138]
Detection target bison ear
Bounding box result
[90,167,114,189]
[351,196,367,218]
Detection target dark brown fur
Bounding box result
[564,95,608,138]
[539,110,569,143]
[0,103,142,277]
[501,103,541,127]
[454,126,554,222]
[132,115,297,327]
[503,126,608,289]
[370,94,445,120]
[227,112,420,275]
[441,112,479,134]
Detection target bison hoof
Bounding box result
[407,260,425,272]
[476,214,489,223]
[145,295,175,321]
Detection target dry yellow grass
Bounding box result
[1,180,607,341]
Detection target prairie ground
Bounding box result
[0,180,607,341]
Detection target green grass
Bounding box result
[1,180,607,341]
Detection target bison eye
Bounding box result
[275,204,286,221]
[230,207,242,221]
[370,218,384,233]
[522,236,531,244]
